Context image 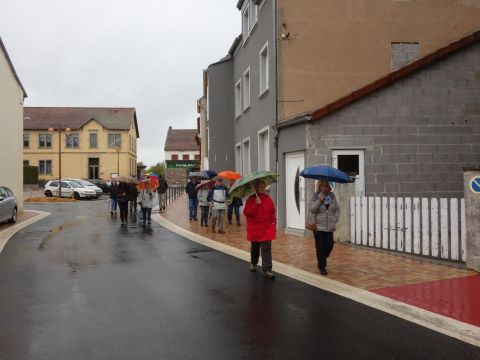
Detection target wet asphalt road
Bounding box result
[0,200,479,360]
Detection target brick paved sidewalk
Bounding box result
[162,195,474,290]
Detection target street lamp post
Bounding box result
[115,146,120,176]
[48,125,70,197]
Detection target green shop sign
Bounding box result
[166,160,199,169]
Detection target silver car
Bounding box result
[0,186,17,224]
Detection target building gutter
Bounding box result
[273,0,280,209]
[277,113,312,129]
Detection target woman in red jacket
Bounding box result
[243,180,276,279]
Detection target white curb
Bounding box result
[153,213,480,347]
[0,211,50,254]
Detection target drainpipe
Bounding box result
[273,0,280,212]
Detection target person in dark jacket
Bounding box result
[128,181,139,215]
[185,177,199,221]
[157,175,169,211]
[117,179,130,226]
[109,180,119,216]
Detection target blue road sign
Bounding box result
[470,176,480,194]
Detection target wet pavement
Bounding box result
[0,201,479,360]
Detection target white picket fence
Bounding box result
[350,196,467,262]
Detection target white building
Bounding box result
[0,37,27,211]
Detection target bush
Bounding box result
[24,166,38,185]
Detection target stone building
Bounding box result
[164,127,200,186]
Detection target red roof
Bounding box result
[302,29,480,125]
[164,127,199,151]
[24,107,139,138]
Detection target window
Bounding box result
[242,0,259,41]
[39,160,52,175]
[171,154,179,160]
[243,68,251,111]
[183,154,190,160]
[235,143,242,173]
[235,79,242,117]
[242,138,251,175]
[89,133,98,148]
[39,134,52,148]
[258,127,269,171]
[259,42,269,95]
[108,134,122,148]
[66,133,79,148]
[23,160,30,167]
[23,133,30,147]
[194,154,200,161]
[391,42,420,71]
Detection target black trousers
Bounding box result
[119,201,129,223]
[313,231,334,270]
[129,198,137,213]
[250,241,272,271]
[227,204,241,224]
[142,207,152,222]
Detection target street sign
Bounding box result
[166,160,199,170]
[470,176,480,194]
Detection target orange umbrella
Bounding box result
[217,171,242,180]
[137,177,159,191]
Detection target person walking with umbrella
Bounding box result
[157,175,168,212]
[227,179,243,226]
[243,179,277,279]
[139,180,154,225]
[197,180,213,227]
[109,179,119,217]
[208,178,229,233]
[301,165,349,275]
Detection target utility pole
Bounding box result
[48,125,70,197]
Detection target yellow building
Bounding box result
[23,107,139,181]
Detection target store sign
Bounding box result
[166,160,199,169]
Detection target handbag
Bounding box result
[306,211,317,232]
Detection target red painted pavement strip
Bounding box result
[372,275,480,327]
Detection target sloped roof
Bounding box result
[164,127,199,151]
[24,107,139,138]
[0,36,27,98]
[307,29,480,124]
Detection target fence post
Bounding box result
[464,168,480,272]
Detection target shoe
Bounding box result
[194,218,198,221]
[110,211,113,216]
[263,270,275,279]
[319,269,328,276]
[218,229,225,234]
[249,264,256,272]
[237,223,241,226]
[228,221,232,225]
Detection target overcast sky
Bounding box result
[0,0,239,167]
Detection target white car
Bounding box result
[64,178,103,198]
[44,180,97,200]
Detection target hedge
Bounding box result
[23,166,39,185]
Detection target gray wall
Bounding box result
[277,122,306,229]
[307,41,480,198]
[233,0,276,174]
[207,60,235,171]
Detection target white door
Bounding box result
[332,150,365,197]
[285,152,306,230]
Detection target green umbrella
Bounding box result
[229,171,278,198]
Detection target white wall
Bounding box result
[0,46,24,211]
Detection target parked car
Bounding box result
[64,178,103,198]
[0,186,17,224]
[44,180,97,200]
[88,179,110,194]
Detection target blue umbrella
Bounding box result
[204,170,217,179]
[300,165,352,183]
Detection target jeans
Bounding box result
[227,204,241,224]
[200,206,210,226]
[110,198,118,212]
[313,231,334,270]
[142,207,152,223]
[250,241,272,271]
[188,198,198,220]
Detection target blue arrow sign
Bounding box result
[470,177,480,194]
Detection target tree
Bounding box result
[146,162,165,176]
